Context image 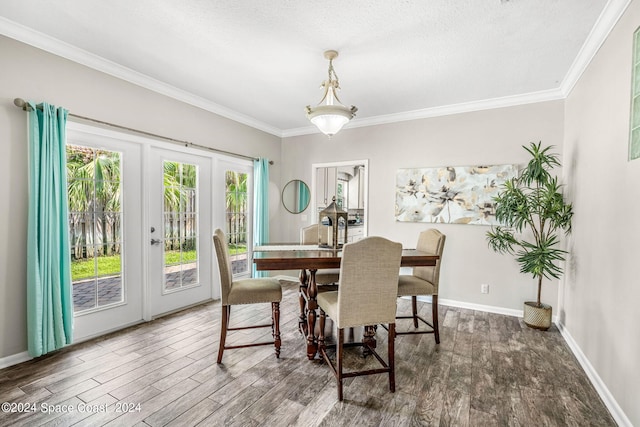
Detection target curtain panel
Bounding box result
[253,158,270,278]
[27,101,73,357]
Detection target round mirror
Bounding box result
[282,180,310,214]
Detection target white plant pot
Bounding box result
[523,301,552,330]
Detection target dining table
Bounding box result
[253,244,440,360]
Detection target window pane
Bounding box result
[67,145,123,313]
[225,170,249,275]
[163,160,199,290]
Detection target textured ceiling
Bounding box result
[0,1,619,136]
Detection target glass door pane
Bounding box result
[225,170,249,275]
[67,145,124,313]
[163,161,199,291]
[149,147,211,317]
[65,124,144,342]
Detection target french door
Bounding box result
[66,122,249,339]
[147,146,213,316]
[220,160,253,278]
[66,124,144,341]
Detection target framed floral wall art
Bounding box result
[395,164,518,225]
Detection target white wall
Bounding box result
[3,11,637,422]
[280,100,565,312]
[562,0,640,425]
[0,35,281,360]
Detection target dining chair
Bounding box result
[300,224,340,287]
[396,228,446,343]
[213,229,282,363]
[317,236,403,401]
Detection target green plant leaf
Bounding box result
[485,142,573,301]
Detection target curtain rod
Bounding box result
[13,98,273,165]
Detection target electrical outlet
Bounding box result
[480,283,489,294]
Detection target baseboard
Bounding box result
[0,320,146,371]
[279,275,556,323]
[0,351,31,370]
[418,297,629,424]
[206,273,632,425]
[3,275,624,425]
[557,321,632,427]
[425,296,524,318]
[416,296,562,324]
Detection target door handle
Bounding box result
[150,238,162,246]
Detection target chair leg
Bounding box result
[433,295,440,344]
[388,323,396,393]
[272,302,281,358]
[337,328,344,401]
[412,296,419,328]
[217,305,229,364]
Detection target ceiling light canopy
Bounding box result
[305,50,358,137]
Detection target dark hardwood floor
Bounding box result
[0,280,616,426]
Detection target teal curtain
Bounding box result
[27,101,73,357]
[253,158,269,277]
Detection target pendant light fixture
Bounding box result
[305,50,358,137]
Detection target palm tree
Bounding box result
[225,171,248,254]
[67,146,121,260]
[163,161,198,255]
[163,161,182,251]
[179,163,197,252]
[94,150,121,256]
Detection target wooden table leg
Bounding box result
[298,268,308,335]
[306,269,319,360]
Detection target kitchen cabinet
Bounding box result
[313,161,367,251]
[316,166,337,208]
[316,165,366,210]
[347,225,364,243]
[347,166,365,209]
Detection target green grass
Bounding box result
[72,255,121,281]
[228,244,247,256]
[72,245,247,280]
[165,250,197,265]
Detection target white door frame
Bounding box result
[66,122,234,328]
[311,159,369,235]
[146,144,214,318]
[66,122,145,340]
[214,158,254,284]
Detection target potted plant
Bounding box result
[486,142,573,330]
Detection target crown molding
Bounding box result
[561,0,633,97]
[0,17,283,137]
[282,88,565,138]
[2,0,631,141]
[283,0,632,142]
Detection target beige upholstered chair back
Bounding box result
[413,229,446,292]
[337,237,402,328]
[213,229,233,305]
[301,223,332,245]
[300,224,318,244]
